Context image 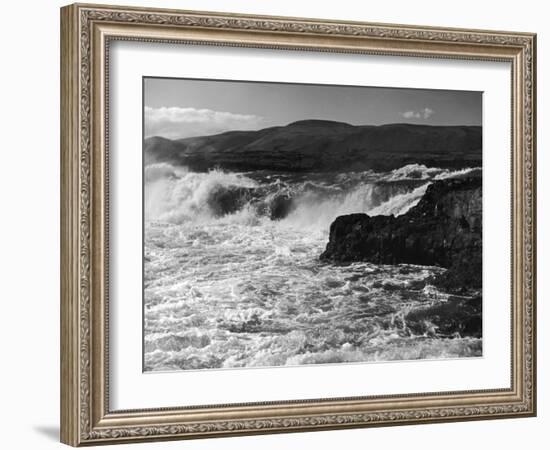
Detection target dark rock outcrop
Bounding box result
[267,194,294,220]
[206,185,296,220]
[207,186,254,217]
[145,121,482,173]
[320,177,482,293]
[405,296,482,338]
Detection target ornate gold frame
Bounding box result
[60,3,536,446]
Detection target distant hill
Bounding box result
[144,120,482,172]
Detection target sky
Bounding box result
[144,77,482,140]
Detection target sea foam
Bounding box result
[143,163,482,371]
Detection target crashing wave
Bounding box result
[368,183,430,216]
[144,166,258,222]
[382,163,480,182]
[144,162,481,230]
[144,162,181,182]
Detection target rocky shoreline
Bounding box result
[320,176,483,338]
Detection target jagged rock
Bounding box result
[405,296,482,338]
[268,194,294,220]
[320,177,482,292]
[207,186,254,216]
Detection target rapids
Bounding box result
[143,163,482,371]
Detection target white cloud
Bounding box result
[144,106,265,140]
[422,107,434,119]
[402,110,420,119]
[400,107,435,120]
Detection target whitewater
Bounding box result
[144,163,482,372]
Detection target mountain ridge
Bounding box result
[145,122,482,172]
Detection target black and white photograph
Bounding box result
[143,78,483,372]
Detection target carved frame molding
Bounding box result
[60,3,536,446]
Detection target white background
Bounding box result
[111,42,511,409]
[0,0,546,449]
